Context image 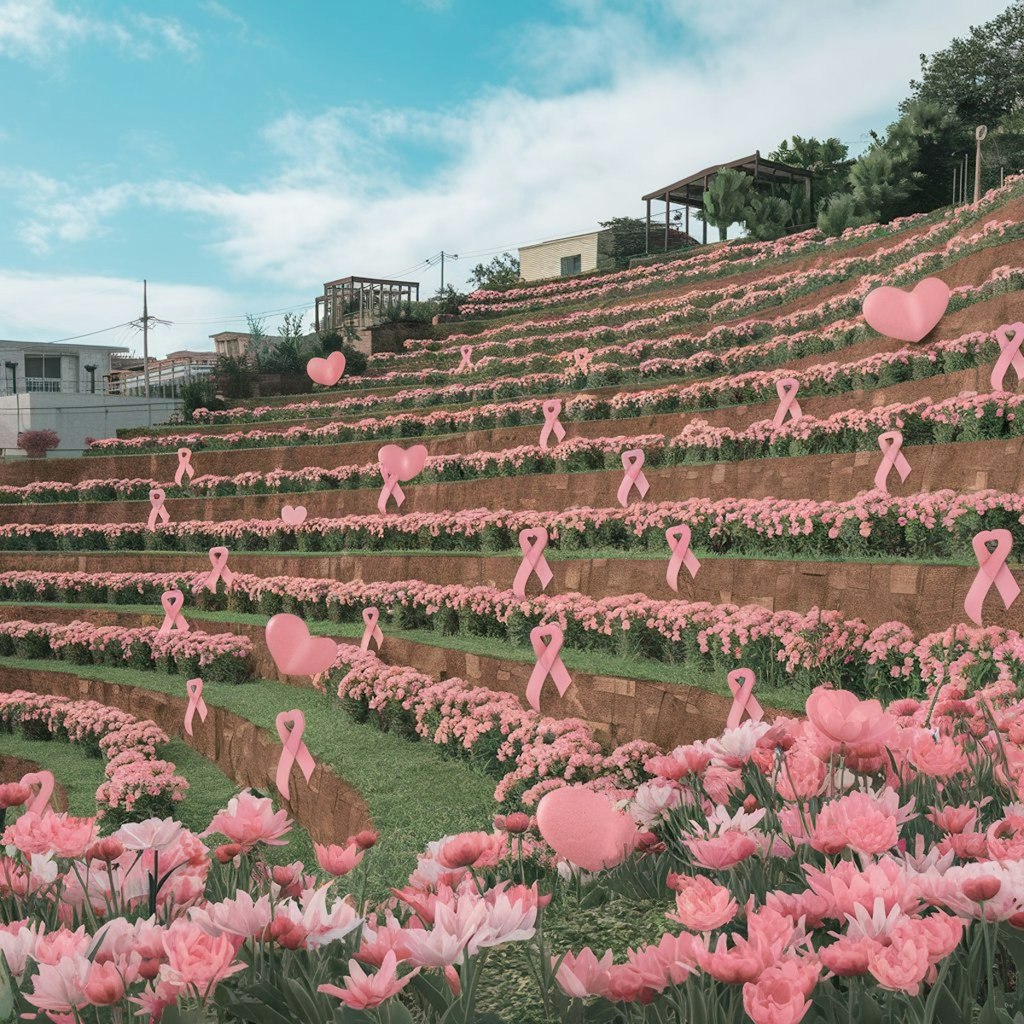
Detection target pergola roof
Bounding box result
[643,152,814,208]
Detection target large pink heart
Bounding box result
[536,786,639,873]
[306,351,346,387]
[862,277,950,343]
[266,614,339,676]
[378,444,428,483]
[281,504,307,526]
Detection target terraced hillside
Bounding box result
[6,175,1024,877]
[9,174,1024,1024]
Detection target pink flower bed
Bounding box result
[3,568,1023,699]
[0,689,187,818]
[0,618,252,684]
[4,487,1024,564]
[5,680,1024,1021]
[20,389,1024,506]
[92,321,1005,454]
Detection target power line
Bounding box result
[23,320,137,346]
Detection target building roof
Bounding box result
[518,229,604,252]
[0,338,128,353]
[642,152,814,207]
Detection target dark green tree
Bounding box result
[816,193,876,237]
[769,136,853,213]
[468,253,521,290]
[703,168,755,241]
[743,194,793,241]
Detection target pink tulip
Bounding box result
[318,950,419,1010]
[83,961,126,1006]
[554,947,613,998]
[742,960,816,1024]
[667,875,739,931]
[204,791,292,850]
[315,842,365,877]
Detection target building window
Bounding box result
[560,254,582,276]
[24,355,62,392]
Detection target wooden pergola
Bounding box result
[642,151,814,249]
[315,276,420,333]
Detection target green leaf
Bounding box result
[161,1007,213,1024]
[858,994,884,1024]
[0,962,13,1024]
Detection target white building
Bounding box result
[0,338,180,457]
[518,229,614,283]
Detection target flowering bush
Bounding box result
[0,619,252,683]
[3,568,1024,700]
[4,487,1024,562]
[5,682,1024,1022]
[17,429,60,459]
[0,690,186,820]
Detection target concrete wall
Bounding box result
[0,393,180,458]
[519,230,605,282]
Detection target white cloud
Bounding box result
[0,270,312,359]
[0,0,198,63]
[0,0,1012,329]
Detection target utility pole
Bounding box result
[130,279,170,426]
[143,279,150,401]
[975,125,988,203]
[427,251,459,292]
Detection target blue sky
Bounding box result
[0,0,1010,356]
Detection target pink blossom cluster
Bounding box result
[87,320,1004,456]
[0,689,187,814]
[6,568,1024,696]
[455,181,1015,317]
[39,388,1024,506]
[0,618,252,674]
[333,645,657,805]
[5,486,1024,562]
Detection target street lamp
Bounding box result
[84,364,97,394]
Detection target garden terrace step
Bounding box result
[443,195,1024,327]
[5,664,372,844]
[0,548,1011,634]
[3,434,1024,523]
[0,606,766,749]
[3,355,1007,492]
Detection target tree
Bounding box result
[468,253,521,291]
[244,314,268,363]
[768,136,853,220]
[703,168,754,241]
[816,193,876,237]
[848,146,915,223]
[743,194,793,241]
[905,3,1024,130]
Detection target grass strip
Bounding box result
[0,656,497,894]
[0,601,809,713]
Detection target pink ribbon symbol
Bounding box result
[772,378,802,428]
[174,447,195,487]
[964,529,1020,626]
[275,710,315,800]
[147,489,170,530]
[665,524,701,591]
[192,546,236,594]
[539,399,566,451]
[526,623,572,711]
[572,348,592,372]
[458,345,473,371]
[360,607,384,651]
[184,678,207,736]
[377,470,405,514]
[726,668,765,730]
[874,430,912,492]
[617,449,650,507]
[513,527,554,599]
[991,322,1024,391]
[158,589,190,634]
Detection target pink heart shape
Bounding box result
[281,504,308,526]
[378,444,428,482]
[306,350,346,387]
[20,770,55,814]
[862,277,950,343]
[265,613,338,676]
[536,786,639,873]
